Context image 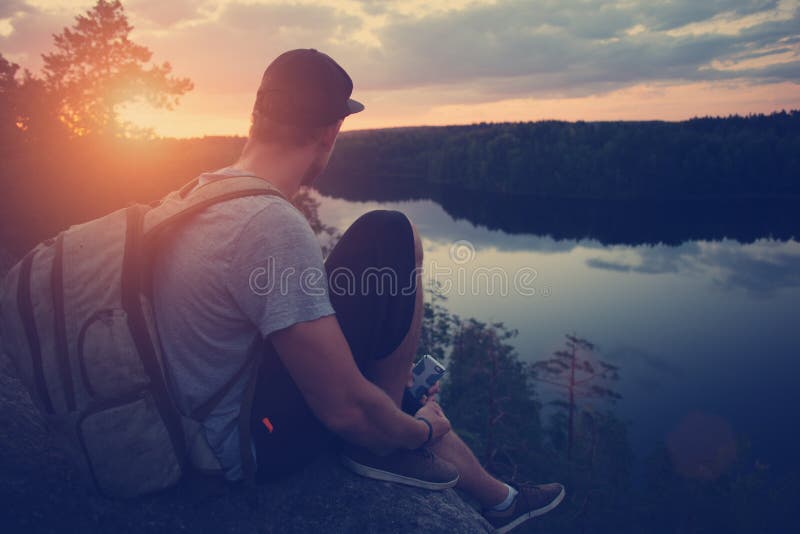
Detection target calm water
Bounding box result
[313,188,800,476]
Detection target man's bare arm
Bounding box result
[268,314,450,453]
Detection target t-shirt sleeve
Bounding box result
[223,199,335,338]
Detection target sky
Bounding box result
[1,0,798,137]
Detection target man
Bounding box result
[153,48,564,532]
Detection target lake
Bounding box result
[313,185,800,480]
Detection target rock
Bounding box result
[0,351,492,533]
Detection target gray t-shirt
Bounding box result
[152,167,334,480]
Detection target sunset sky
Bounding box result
[1,0,798,138]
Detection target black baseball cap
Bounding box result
[255,48,364,127]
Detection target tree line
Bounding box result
[318,111,800,199]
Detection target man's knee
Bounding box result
[368,210,420,262]
[352,209,412,238]
[338,209,419,265]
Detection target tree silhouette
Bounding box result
[40,0,192,137]
[0,54,21,144]
[532,333,621,461]
[291,186,341,256]
[416,288,459,364]
[441,319,542,479]
[1,53,65,145]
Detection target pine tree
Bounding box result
[0,54,63,145]
[40,0,192,136]
[532,333,621,461]
[441,319,542,480]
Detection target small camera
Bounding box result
[410,355,447,400]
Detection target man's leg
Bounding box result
[348,225,508,504]
[325,212,522,502]
[429,428,566,534]
[331,214,566,527]
[321,211,514,500]
[358,223,424,407]
[321,211,459,488]
[429,431,509,507]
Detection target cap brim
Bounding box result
[347,98,365,115]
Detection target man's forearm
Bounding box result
[334,381,427,453]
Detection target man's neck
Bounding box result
[234,142,315,199]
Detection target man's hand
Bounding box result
[415,400,451,443]
[420,381,440,404]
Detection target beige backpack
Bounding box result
[0,175,284,497]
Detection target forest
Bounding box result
[316,110,800,199]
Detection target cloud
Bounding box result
[218,1,357,32]
[604,345,685,379]
[136,1,363,93]
[2,0,797,126]
[586,239,800,296]
[351,0,391,17]
[127,0,208,27]
[0,0,31,19]
[638,0,782,31]
[707,243,800,295]
[347,0,800,98]
[0,3,71,68]
[586,243,702,276]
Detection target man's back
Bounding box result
[152,169,334,480]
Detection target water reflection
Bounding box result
[314,176,800,245]
[586,239,800,296]
[317,190,800,297]
[604,345,685,383]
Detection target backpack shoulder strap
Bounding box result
[142,174,287,240]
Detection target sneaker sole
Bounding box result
[341,456,459,491]
[494,485,566,534]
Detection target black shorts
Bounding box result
[250,209,418,481]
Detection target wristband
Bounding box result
[414,416,433,448]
